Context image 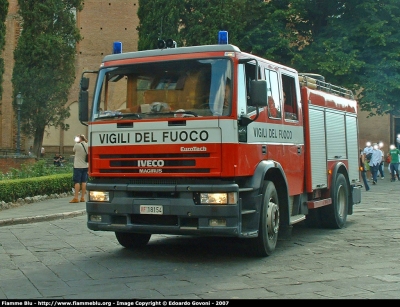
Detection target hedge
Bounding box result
[0,173,72,203]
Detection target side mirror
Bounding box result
[249,80,268,107]
[79,90,88,122]
[80,77,89,91]
[78,71,98,125]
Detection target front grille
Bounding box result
[96,152,214,174]
[100,168,210,173]
[111,160,195,167]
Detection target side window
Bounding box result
[237,64,248,116]
[282,74,298,120]
[265,69,281,119]
[243,62,260,114]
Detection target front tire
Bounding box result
[115,232,151,248]
[249,180,279,257]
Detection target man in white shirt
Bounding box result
[369,143,382,185]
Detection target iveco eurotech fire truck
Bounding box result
[78,31,362,256]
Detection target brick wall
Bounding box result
[1,0,139,154]
[0,157,36,174]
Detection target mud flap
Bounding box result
[348,185,362,215]
[352,185,362,204]
[278,224,292,240]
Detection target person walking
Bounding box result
[369,143,382,185]
[378,142,385,179]
[359,149,370,191]
[363,141,373,181]
[70,134,89,203]
[388,144,400,182]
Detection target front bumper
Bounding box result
[86,181,243,236]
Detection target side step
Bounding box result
[290,214,306,225]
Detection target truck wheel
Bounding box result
[115,232,151,248]
[321,173,348,229]
[249,180,279,257]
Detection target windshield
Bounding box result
[92,58,233,120]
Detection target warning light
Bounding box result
[157,39,177,49]
[113,41,122,54]
[218,31,228,44]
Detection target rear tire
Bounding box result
[249,180,279,257]
[115,232,151,248]
[321,173,349,229]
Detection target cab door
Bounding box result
[281,72,305,196]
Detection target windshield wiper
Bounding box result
[119,113,142,119]
[143,111,198,117]
[97,111,122,118]
[96,111,141,120]
[171,111,198,117]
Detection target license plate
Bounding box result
[140,205,163,215]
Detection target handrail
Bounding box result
[299,73,354,99]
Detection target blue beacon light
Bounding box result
[113,41,122,54]
[218,31,228,45]
[218,31,228,44]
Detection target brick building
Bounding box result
[1,0,139,157]
[0,0,397,158]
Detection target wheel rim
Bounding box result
[337,185,346,218]
[267,201,279,237]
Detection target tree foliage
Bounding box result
[0,0,8,100]
[137,0,400,116]
[12,0,83,157]
[286,0,400,116]
[137,0,184,50]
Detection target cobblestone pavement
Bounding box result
[0,175,399,299]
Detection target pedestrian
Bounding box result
[362,141,373,181]
[368,143,381,185]
[70,134,89,203]
[359,149,370,191]
[388,144,400,182]
[40,147,45,158]
[378,142,384,179]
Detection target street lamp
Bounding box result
[16,92,23,155]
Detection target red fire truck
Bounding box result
[79,32,362,257]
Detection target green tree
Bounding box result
[12,0,83,158]
[0,0,8,100]
[137,0,183,51]
[137,0,400,116]
[279,0,400,115]
[179,0,245,46]
[137,0,245,50]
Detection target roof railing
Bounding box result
[299,73,354,99]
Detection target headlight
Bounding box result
[200,192,237,205]
[89,191,109,202]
